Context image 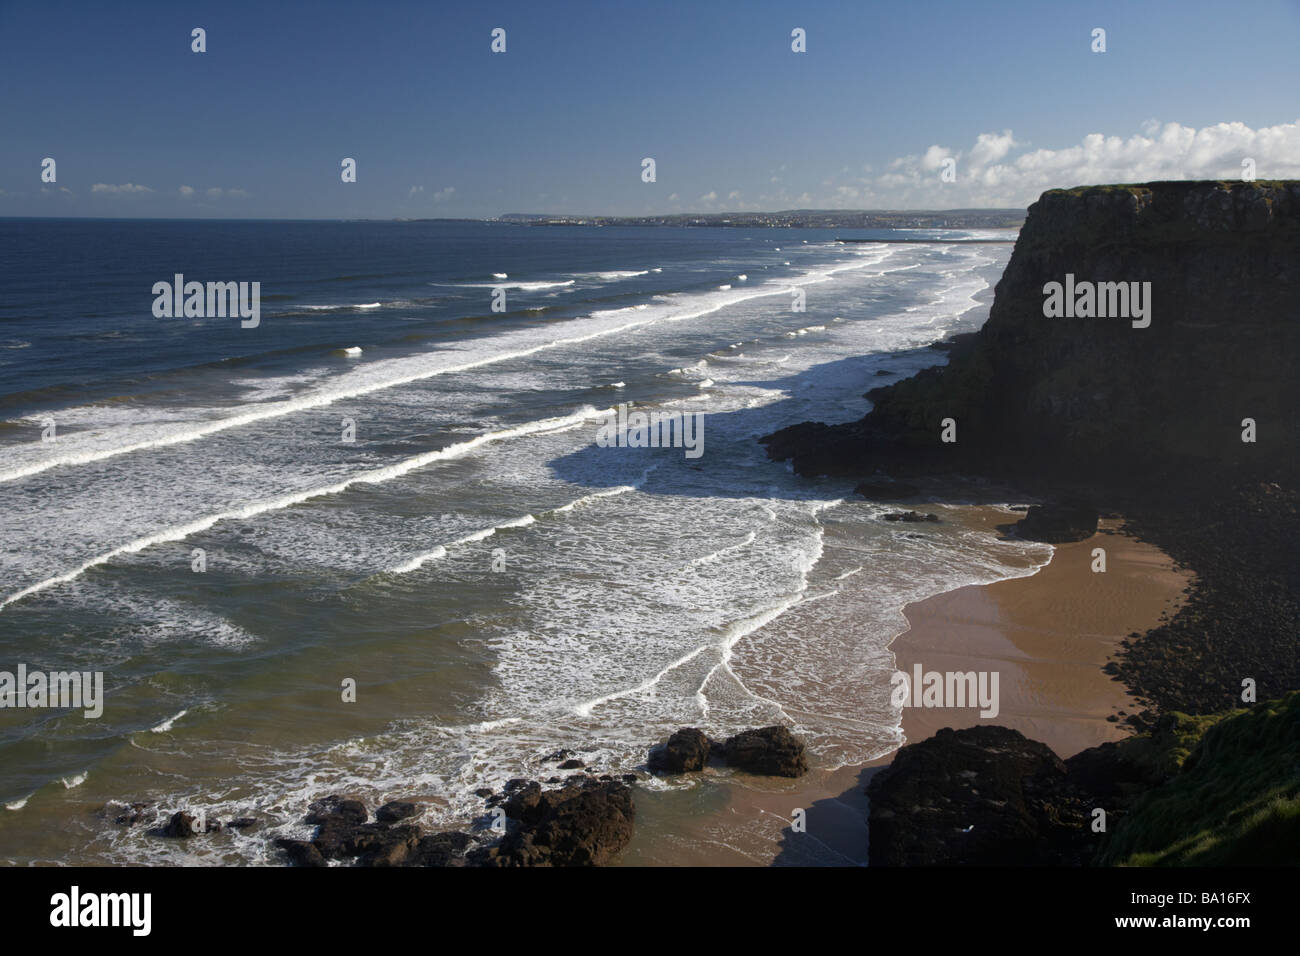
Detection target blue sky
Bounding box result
[3,0,1299,218]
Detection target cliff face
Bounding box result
[766,180,1300,487]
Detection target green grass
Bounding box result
[1098,693,1300,866]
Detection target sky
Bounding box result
[2,0,1299,219]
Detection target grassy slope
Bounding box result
[1100,693,1300,865]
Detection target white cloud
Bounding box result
[206,187,223,199]
[862,119,1300,207]
[727,190,741,200]
[408,185,424,197]
[91,183,151,194]
[697,190,718,204]
[667,192,679,201]
[433,186,455,201]
[178,185,194,197]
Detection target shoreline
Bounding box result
[629,507,1191,866]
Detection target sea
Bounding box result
[0,218,1050,864]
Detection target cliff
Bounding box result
[765,180,1300,487]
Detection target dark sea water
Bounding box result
[0,218,1048,864]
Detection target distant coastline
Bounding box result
[421,209,1026,229]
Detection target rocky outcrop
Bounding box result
[270,775,635,868]
[647,725,809,777]
[473,778,635,867]
[867,726,1093,865]
[1014,500,1097,542]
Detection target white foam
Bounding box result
[437,279,575,290]
[3,264,882,485]
[150,709,188,733]
[0,407,607,611]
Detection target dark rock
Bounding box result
[868,725,1092,865]
[276,838,328,868]
[113,802,151,826]
[503,781,544,824]
[621,774,638,784]
[722,726,809,777]
[375,800,419,823]
[412,831,474,867]
[648,727,711,774]
[557,758,585,770]
[305,795,367,826]
[161,811,197,839]
[482,779,635,867]
[356,825,422,867]
[542,749,575,762]
[546,776,562,784]
[474,788,494,798]
[883,510,940,523]
[225,817,259,832]
[1015,500,1098,542]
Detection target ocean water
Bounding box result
[0,218,1048,864]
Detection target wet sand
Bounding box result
[622,508,1191,866]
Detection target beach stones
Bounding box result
[648,727,711,773]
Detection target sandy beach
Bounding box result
[622,506,1192,866]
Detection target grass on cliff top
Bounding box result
[1044,180,1297,198]
[1099,692,1300,866]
